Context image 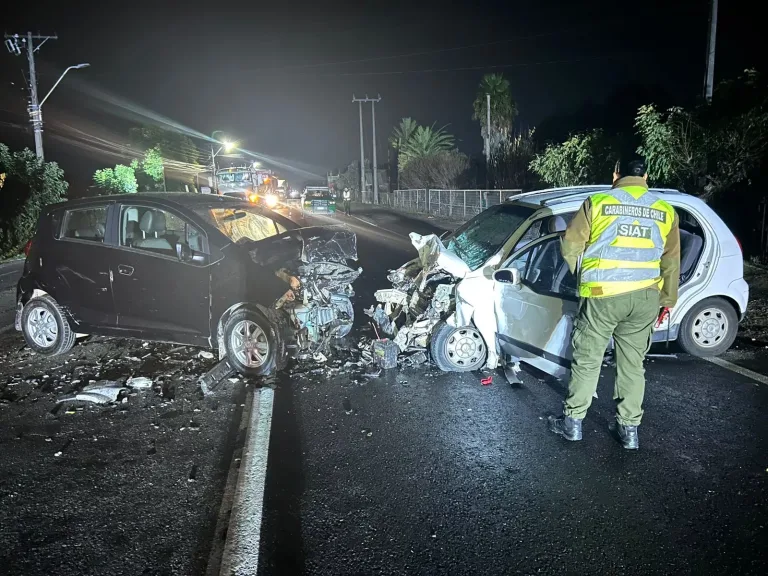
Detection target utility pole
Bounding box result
[352,95,381,202]
[4,32,58,160]
[371,95,381,204]
[703,0,718,103]
[486,93,491,189]
[353,95,366,199]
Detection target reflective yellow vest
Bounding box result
[579,185,675,298]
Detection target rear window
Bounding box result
[61,206,108,243]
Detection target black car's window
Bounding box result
[197,207,281,244]
[509,236,577,300]
[119,205,207,256]
[62,207,108,243]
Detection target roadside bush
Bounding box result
[400,150,470,189]
[0,144,68,259]
[529,129,617,187]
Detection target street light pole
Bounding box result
[39,63,90,108]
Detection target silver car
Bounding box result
[422,185,748,378]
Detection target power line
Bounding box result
[284,52,643,78]
[249,28,582,73]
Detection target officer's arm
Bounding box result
[560,198,591,274]
[659,212,681,308]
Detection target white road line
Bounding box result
[705,356,768,386]
[349,214,380,229]
[219,387,275,576]
[205,392,254,576]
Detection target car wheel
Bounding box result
[677,297,738,357]
[223,308,279,376]
[430,321,487,372]
[21,295,76,356]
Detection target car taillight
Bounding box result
[23,240,33,257]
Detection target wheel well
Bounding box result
[680,295,742,324]
[719,295,744,321]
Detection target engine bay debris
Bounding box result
[253,227,362,358]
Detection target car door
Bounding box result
[493,234,579,379]
[110,203,211,346]
[49,203,117,329]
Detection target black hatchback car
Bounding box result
[16,193,360,376]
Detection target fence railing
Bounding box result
[358,189,523,221]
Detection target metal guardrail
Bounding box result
[359,189,523,221]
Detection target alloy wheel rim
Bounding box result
[230,320,270,368]
[26,307,58,348]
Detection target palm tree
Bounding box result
[389,117,419,152]
[472,73,518,158]
[401,124,455,161]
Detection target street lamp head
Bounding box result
[223,140,237,152]
[73,63,90,69]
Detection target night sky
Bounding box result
[2,0,766,190]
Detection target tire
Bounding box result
[429,321,487,372]
[21,295,76,356]
[223,308,279,377]
[677,297,738,357]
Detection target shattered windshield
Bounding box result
[193,205,298,244]
[445,204,535,270]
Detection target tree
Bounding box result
[472,73,518,158]
[389,117,419,174]
[0,144,68,259]
[490,128,538,189]
[529,129,617,187]
[140,146,165,183]
[401,124,455,162]
[636,95,768,199]
[93,163,138,194]
[400,150,469,189]
[129,126,199,167]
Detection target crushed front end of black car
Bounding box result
[247,226,362,356]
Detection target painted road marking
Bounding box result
[349,214,380,229]
[219,387,275,576]
[705,356,768,386]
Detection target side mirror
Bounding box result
[493,267,521,285]
[176,242,192,262]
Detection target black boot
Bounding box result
[610,422,639,450]
[547,415,583,441]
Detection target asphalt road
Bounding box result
[2,206,767,575]
[257,206,768,576]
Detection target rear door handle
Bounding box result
[118,265,134,276]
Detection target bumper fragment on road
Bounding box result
[218,387,275,576]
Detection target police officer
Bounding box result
[342,187,352,215]
[548,156,680,450]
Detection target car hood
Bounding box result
[247,226,357,269]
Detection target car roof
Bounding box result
[507,185,692,209]
[48,192,249,211]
